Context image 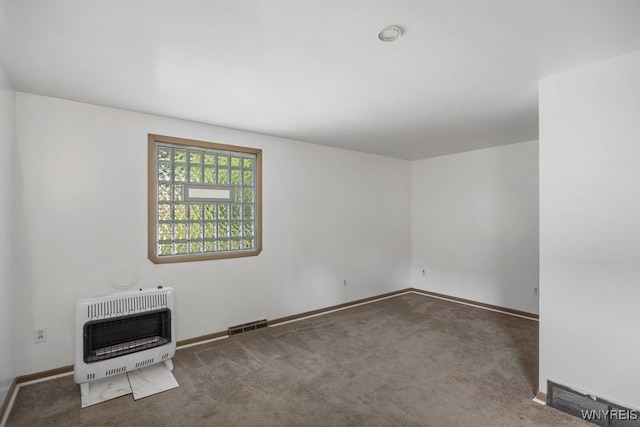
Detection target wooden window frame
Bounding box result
[148,134,262,263]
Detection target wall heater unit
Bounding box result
[73,287,176,396]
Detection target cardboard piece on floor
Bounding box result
[127,363,179,400]
[79,363,179,407]
[80,373,132,408]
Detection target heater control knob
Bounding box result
[157,285,163,289]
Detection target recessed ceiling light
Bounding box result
[377,25,403,42]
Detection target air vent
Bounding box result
[548,381,639,426]
[86,293,169,319]
[135,358,155,368]
[228,319,268,336]
[105,366,127,376]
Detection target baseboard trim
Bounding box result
[179,289,413,347]
[409,288,539,320]
[269,288,411,326]
[176,330,228,348]
[15,365,73,385]
[0,378,18,424]
[534,390,548,404]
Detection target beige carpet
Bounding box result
[6,293,588,426]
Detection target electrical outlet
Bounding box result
[343,279,347,287]
[421,269,426,276]
[34,328,47,343]
[533,287,539,296]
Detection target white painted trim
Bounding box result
[268,291,413,327]
[410,291,539,321]
[16,371,72,388]
[532,397,546,405]
[0,386,18,427]
[176,334,229,350]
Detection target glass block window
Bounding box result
[148,134,262,263]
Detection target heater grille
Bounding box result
[83,309,171,363]
[86,293,168,319]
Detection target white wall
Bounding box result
[12,93,411,375]
[0,65,15,402]
[411,141,539,314]
[539,50,640,409]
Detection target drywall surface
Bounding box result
[0,65,15,402]
[539,50,640,409]
[411,140,539,314]
[12,93,411,375]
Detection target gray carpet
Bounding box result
[6,293,587,426]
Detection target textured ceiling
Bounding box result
[2,0,640,159]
